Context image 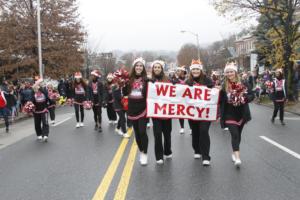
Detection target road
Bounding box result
[0,104,299,200]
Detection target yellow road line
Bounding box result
[114,141,138,200]
[92,131,132,200]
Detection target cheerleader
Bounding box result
[72,72,87,128]
[46,83,57,125]
[172,66,187,134]
[151,60,173,164]
[111,76,130,138]
[103,73,117,124]
[186,60,213,166]
[128,57,149,165]
[88,70,104,132]
[32,83,50,142]
[271,69,287,125]
[220,62,254,167]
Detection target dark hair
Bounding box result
[73,78,87,88]
[128,62,147,92]
[151,63,168,82]
[187,70,206,84]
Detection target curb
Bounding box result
[254,102,300,116]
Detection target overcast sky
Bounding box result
[78,0,241,52]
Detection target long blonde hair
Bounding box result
[224,71,241,92]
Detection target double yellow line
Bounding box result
[92,129,138,200]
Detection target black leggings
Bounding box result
[179,119,184,128]
[189,120,211,160]
[227,123,245,151]
[34,112,49,137]
[272,101,284,121]
[116,110,127,133]
[48,107,55,121]
[132,117,148,153]
[74,104,84,122]
[152,119,172,160]
[92,105,102,125]
[107,103,117,121]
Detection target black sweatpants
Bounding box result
[74,104,84,122]
[227,123,245,151]
[152,118,172,161]
[179,119,184,128]
[106,103,117,121]
[116,110,127,133]
[272,101,284,121]
[48,106,55,121]
[92,105,102,126]
[34,112,49,137]
[189,120,211,160]
[132,117,148,154]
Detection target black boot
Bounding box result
[98,126,102,133]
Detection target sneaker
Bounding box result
[80,122,84,127]
[51,120,55,125]
[271,118,275,124]
[37,136,43,141]
[43,136,48,142]
[189,130,192,135]
[123,133,130,138]
[94,124,98,130]
[76,123,80,128]
[98,126,102,133]
[202,160,210,166]
[140,153,148,166]
[156,159,164,165]
[224,127,229,131]
[108,120,113,124]
[281,121,286,126]
[231,154,236,162]
[115,129,123,136]
[194,154,201,159]
[234,159,242,167]
[165,154,173,159]
[147,123,151,129]
[180,128,184,134]
[113,120,118,125]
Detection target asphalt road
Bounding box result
[0,104,299,200]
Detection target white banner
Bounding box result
[146,82,220,121]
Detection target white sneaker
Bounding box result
[224,127,229,131]
[37,136,43,141]
[113,120,118,125]
[180,128,184,134]
[80,122,84,127]
[43,136,48,142]
[189,130,192,135]
[194,154,201,159]
[202,160,210,166]
[76,123,80,128]
[165,154,173,159]
[115,129,123,136]
[123,133,130,138]
[231,154,236,162]
[156,159,164,165]
[140,153,148,166]
[234,159,242,167]
[108,120,113,124]
[147,123,151,128]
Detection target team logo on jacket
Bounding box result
[35,92,46,103]
[75,85,85,94]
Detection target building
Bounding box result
[234,35,257,72]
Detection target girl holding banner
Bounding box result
[128,57,149,166]
[220,62,254,167]
[185,60,214,166]
[172,66,188,134]
[150,60,173,165]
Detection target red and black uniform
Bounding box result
[151,76,172,161]
[112,85,127,134]
[185,77,213,161]
[72,83,87,123]
[104,81,117,121]
[88,78,104,129]
[128,77,148,153]
[220,82,254,151]
[271,78,287,122]
[33,89,50,137]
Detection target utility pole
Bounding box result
[37,0,43,79]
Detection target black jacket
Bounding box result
[88,79,104,106]
[220,82,254,126]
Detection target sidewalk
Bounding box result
[0,112,31,128]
